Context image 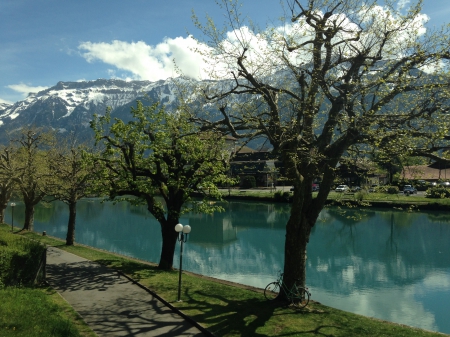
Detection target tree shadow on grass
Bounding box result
[85,259,342,336]
[46,247,344,336]
[180,290,278,336]
[94,258,161,281]
[176,283,346,337]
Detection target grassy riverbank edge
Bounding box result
[217,189,450,211]
[1,224,447,337]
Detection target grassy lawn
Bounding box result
[330,191,450,203]
[222,188,450,209]
[0,286,96,337]
[2,224,446,337]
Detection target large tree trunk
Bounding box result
[0,207,5,224]
[66,201,77,245]
[278,151,331,300]
[21,188,46,231]
[158,220,180,270]
[23,202,35,231]
[280,196,313,300]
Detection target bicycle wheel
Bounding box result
[291,282,310,308]
[264,282,280,301]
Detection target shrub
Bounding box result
[241,176,256,189]
[426,187,450,199]
[354,189,368,201]
[387,186,399,194]
[373,185,387,193]
[0,233,46,287]
[274,190,291,202]
[370,185,399,194]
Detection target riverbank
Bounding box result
[216,188,450,211]
[2,224,447,337]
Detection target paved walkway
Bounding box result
[46,246,210,337]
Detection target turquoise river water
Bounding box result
[5,199,450,334]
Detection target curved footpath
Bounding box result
[46,246,212,337]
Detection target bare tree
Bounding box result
[0,146,15,224]
[48,139,97,245]
[2,129,54,231]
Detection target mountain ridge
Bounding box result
[0,78,183,144]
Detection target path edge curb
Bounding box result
[116,270,216,337]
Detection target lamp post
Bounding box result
[10,202,16,232]
[175,223,191,302]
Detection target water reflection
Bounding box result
[5,199,450,334]
[308,208,450,333]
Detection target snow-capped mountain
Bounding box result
[0,102,12,112]
[0,78,183,144]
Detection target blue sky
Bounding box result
[1,0,449,104]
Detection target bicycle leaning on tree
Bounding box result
[264,271,311,308]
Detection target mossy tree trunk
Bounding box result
[23,201,36,231]
[65,201,77,245]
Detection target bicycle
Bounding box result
[264,271,311,308]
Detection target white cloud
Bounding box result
[397,0,411,11]
[78,37,213,81]
[420,59,446,74]
[313,274,440,333]
[77,6,432,83]
[0,97,13,104]
[7,83,48,97]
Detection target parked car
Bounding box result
[335,184,350,192]
[369,184,378,192]
[438,181,450,187]
[351,186,361,192]
[403,185,417,195]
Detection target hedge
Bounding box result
[0,232,46,287]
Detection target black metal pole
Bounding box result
[177,233,184,302]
